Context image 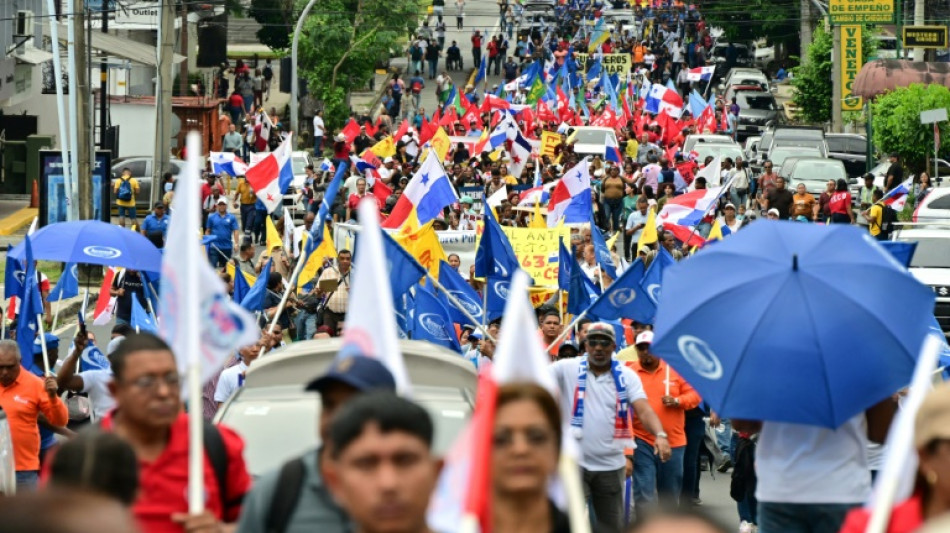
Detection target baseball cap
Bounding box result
[635,330,654,346]
[384,157,394,164]
[32,333,60,355]
[586,322,616,342]
[154,202,166,209]
[460,195,474,204]
[767,208,780,217]
[304,355,397,393]
[724,203,736,210]
[469,330,484,340]
[216,198,228,205]
[106,336,126,356]
[558,339,579,356]
[915,382,950,448]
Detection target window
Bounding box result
[122,160,148,178]
[928,194,950,210]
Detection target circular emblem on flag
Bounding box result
[201,294,248,351]
[677,335,723,380]
[82,245,122,259]
[70,264,79,280]
[597,249,612,266]
[646,283,661,304]
[418,313,451,341]
[493,259,509,278]
[608,287,636,307]
[13,270,25,284]
[448,290,481,317]
[493,280,509,300]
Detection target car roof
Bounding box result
[244,338,477,391]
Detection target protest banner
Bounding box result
[540,131,562,160]
[574,53,632,76]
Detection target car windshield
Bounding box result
[573,130,609,145]
[771,147,820,166]
[694,145,743,162]
[791,161,845,182]
[221,385,471,477]
[903,238,950,268]
[292,157,309,174]
[738,93,777,111]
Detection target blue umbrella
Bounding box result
[651,221,936,429]
[8,220,162,274]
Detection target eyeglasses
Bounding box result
[588,338,612,348]
[492,427,554,448]
[124,371,180,391]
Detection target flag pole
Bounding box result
[425,273,496,344]
[546,309,586,353]
[50,300,61,332]
[35,314,50,375]
[184,132,205,516]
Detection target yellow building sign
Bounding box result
[829,0,894,24]
[841,25,863,111]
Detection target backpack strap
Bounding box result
[203,420,243,514]
[265,456,307,533]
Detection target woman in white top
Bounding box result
[730,158,751,208]
[718,203,742,234]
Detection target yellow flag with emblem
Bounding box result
[637,206,658,254]
[265,215,283,253]
[430,127,452,162]
[369,135,397,158]
[298,226,338,288]
[225,262,257,287]
[529,198,546,228]
[394,219,446,278]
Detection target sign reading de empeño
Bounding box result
[829,0,894,24]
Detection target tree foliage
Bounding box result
[790,25,876,125]
[297,0,419,129]
[872,83,950,171]
[249,0,296,50]
[700,0,799,50]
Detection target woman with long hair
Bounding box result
[915,171,934,208]
[828,178,855,224]
[491,383,570,533]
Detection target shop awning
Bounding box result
[52,24,185,67]
[852,60,950,99]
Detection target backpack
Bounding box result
[411,80,423,94]
[880,205,898,239]
[117,177,133,201]
[262,65,273,80]
[391,80,403,96]
[265,456,308,533]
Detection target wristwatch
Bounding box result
[656,431,668,439]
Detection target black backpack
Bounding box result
[880,205,898,239]
[265,457,307,533]
[262,65,273,80]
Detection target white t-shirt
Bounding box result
[755,416,871,504]
[550,357,647,471]
[214,361,248,404]
[80,369,116,420]
[313,116,325,137]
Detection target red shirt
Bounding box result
[348,193,381,212]
[472,35,482,48]
[98,412,251,532]
[227,94,244,109]
[829,191,852,214]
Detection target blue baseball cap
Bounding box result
[305,355,397,393]
[32,333,60,355]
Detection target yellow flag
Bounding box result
[226,262,257,287]
[298,226,338,288]
[395,220,446,278]
[529,199,546,228]
[265,215,282,253]
[637,206,658,254]
[369,135,396,158]
[707,219,724,242]
[606,230,619,252]
[430,127,452,162]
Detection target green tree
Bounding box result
[871,83,950,171]
[700,0,799,54]
[791,25,876,125]
[249,0,296,51]
[297,0,419,129]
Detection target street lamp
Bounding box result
[290,0,319,138]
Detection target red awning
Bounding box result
[852,60,950,99]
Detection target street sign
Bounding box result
[903,26,949,49]
[829,0,894,24]
[920,108,948,125]
[841,26,864,112]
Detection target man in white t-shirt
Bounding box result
[312,110,325,155]
[56,327,131,420]
[550,323,669,532]
[734,402,894,533]
[214,343,262,408]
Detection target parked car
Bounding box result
[758,125,826,156]
[743,136,761,161]
[719,67,769,94]
[762,145,822,174]
[215,339,477,477]
[892,225,950,333]
[682,134,734,154]
[825,133,868,178]
[734,90,782,142]
[567,126,619,158]
[780,157,848,196]
[692,142,744,169]
[110,156,185,212]
[914,187,950,223]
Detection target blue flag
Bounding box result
[474,56,487,85]
[394,291,413,338]
[586,259,655,323]
[4,245,23,301]
[48,263,79,303]
[79,344,111,372]
[474,198,521,320]
[410,285,462,352]
[232,266,251,304]
[640,246,675,306]
[587,57,602,83]
[437,260,484,326]
[689,90,709,118]
[558,239,573,292]
[240,258,272,312]
[567,247,595,316]
[380,231,427,303]
[604,73,619,112]
[589,218,618,281]
[131,297,158,334]
[16,236,44,365]
[306,162,348,257]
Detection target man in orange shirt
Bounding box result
[0,339,67,492]
[626,330,700,511]
[538,309,562,360]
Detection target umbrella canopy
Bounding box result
[651,221,935,429]
[9,220,162,274]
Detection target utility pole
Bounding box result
[831,25,842,133]
[99,1,108,153]
[179,3,189,97]
[800,0,812,64]
[75,4,92,220]
[153,0,176,207]
[912,0,925,62]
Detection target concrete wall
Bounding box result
[110,101,157,157]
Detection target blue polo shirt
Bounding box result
[142,213,170,237]
[205,211,239,249]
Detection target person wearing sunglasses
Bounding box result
[490,383,570,533]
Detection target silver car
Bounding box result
[214,339,476,477]
[111,156,185,211]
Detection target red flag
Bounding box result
[463,375,497,533]
[373,179,393,205]
[364,119,378,138]
[341,119,361,144]
[537,99,557,123]
[394,118,410,141]
[481,94,511,113]
[665,223,707,248]
[520,106,536,130]
[556,86,570,121]
[461,106,481,131]
[439,105,459,129]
